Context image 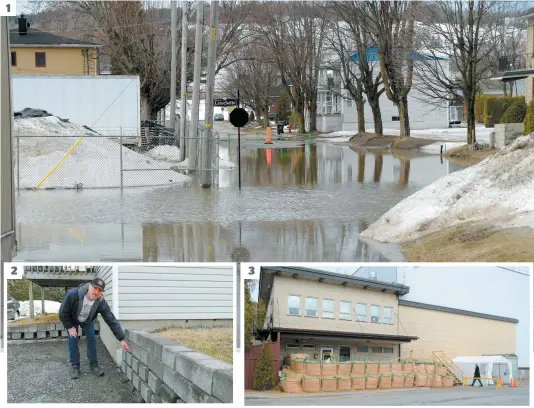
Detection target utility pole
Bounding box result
[188,0,204,170]
[179,2,188,162]
[169,0,178,132]
[201,0,218,188]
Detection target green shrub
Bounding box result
[500,99,526,124]
[523,100,534,135]
[253,342,277,391]
[475,95,488,123]
[483,96,523,127]
[275,92,291,123]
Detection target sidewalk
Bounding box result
[246,386,432,399]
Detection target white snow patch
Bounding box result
[384,125,493,142]
[361,134,534,243]
[14,116,190,188]
[145,145,182,162]
[317,130,356,143]
[19,300,62,318]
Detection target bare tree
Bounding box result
[415,1,505,146]
[359,1,419,137]
[258,1,327,132]
[219,45,280,128]
[328,2,386,135]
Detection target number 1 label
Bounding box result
[1,1,16,16]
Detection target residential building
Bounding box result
[9,14,102,75]
[258,265,528,379]
[316,47,452,133]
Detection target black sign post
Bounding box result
[229,89,249,190]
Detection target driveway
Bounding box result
[245,385,530,406]
[8,337,141,403]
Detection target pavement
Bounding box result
[245,385,530,406]
[7,337,142,403]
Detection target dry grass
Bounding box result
[8,313,61,326]
[155,326,233,364]
[444,144,497,165]
[403,224,534,262]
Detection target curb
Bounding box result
[245,387,433,399]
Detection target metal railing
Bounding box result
[13,128,220,190]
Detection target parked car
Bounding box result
[214,113,224,121]
[7,294,20,320]
[268,112,276,121]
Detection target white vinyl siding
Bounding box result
[288,295,301,315]
[306,297,318,317]
[340,301,351,320]
[117,265,233,320]
[322,299,334,319]
[96,265,114,306]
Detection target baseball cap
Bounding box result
[90,278,105,291]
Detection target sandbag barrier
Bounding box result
[280,359,457,393]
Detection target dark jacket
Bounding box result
[474,366,481,378]
[59,283,125,341]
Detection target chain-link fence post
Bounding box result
[16,134,20,190]
[120,127,124,191]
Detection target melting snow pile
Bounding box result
[361,135,534,243]
[149,145,237,169]
[18,300,62,318]
[14,116,190,188]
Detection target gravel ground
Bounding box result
[7,337,142,403]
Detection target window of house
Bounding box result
[286,344,300,349]
[35,52,46,67]
[356,303,367,322]
[371,305,381,323]
[384,347,394,354]
[11,51,16,66]
[357,346,368,353]
[302,344,316,350]
[384,307,393,324]
[288,295,301,315]
[372,347,382,353]
[339,346,351,362]
[305,297,318,317]
[346,97,353,107]
[340,301,351,320]
[392,116,400,121]
[322,299,334,319]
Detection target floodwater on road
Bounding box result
[14,141,467,262]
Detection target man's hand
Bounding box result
[121,340,131,353]
[68,327,77,338]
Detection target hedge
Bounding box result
[500,99,526,124]
[523,100,534,135]
[483,96,523,127]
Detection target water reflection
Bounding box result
[14,143,468,262]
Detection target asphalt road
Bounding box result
[7,338,141,403]
[245,385,530,406]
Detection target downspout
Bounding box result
[85,48,89,75]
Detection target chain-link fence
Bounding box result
[13,127,220,190]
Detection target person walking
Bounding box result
[59,278,131,379]
[471,364,483,387]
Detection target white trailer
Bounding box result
[11,75,141,145]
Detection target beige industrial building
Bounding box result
[258,267,519,374]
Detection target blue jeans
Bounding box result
[68,321,97,367]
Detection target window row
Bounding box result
[288,295,393,324]
[285,344,395,354]
[11,51,46,68]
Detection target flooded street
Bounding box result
[14,133,467,262]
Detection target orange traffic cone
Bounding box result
[265,127,273,144]
[509,379,514,387]
[514,378,518,387]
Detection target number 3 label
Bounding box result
[5,263,23,279]
[242,264,260,280]
[1,1,16,16]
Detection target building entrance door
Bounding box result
[321,347,334,362]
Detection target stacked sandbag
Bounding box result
[302,376,321,393]
[403,362,414,375]
[430,375,443,388]
[321,377,337,392]
[426,363,436,376]
[415,363,426,375]
[305,360,321,376]
[438,365,447,376]
[379,361,392,375]
[391,373,405,388]
[281,377,303,393]
[338,362,351,376]
[322,362,337,376]
[351,361,366,376]
[351,375,366,390]
[291,355,307,373]
[415,372,428,387]
[366,362,379,376]
[392,363,403,373]
[366,374,380,390]
[379,374,392,389]
[404,373,415,388]
[337,376,352,391]
[442,376,454,387]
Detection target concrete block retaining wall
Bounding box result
[121,329,233,403]
[494,123,523,148]
[7,322,100,340]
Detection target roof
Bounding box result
[9,28,102,47]
[398,300,519,324]
[259,266,410,307]
[490,68,534,82]
[453,355,513,365]
[274,327,418,343]
[350,46,447,63]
